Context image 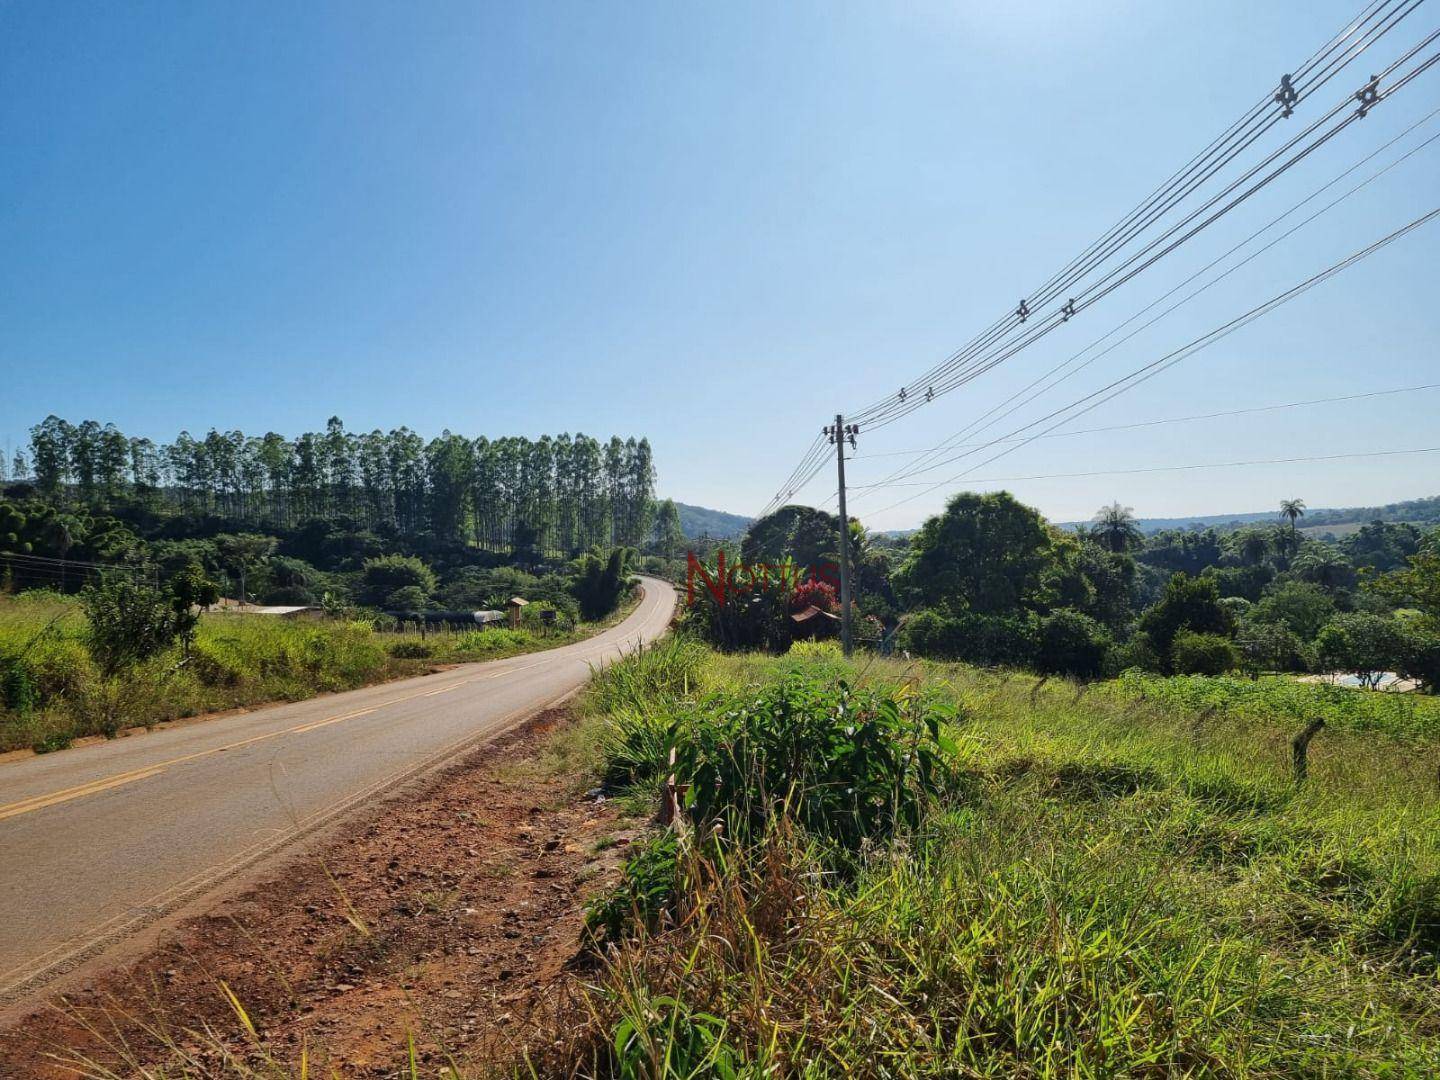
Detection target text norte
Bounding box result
[685,550,840,606]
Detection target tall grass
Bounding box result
[1103,668,1440,739]
[531,647,1440,1077]
[0,590,615,753]
[584,636,710,791]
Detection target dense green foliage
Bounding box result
[357,554,438,607]
[573,547,638,621]
[2,416,654,648]
[712,491,1437,695]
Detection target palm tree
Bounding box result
[1092,502,1142,554]
[1278,498,1306,558]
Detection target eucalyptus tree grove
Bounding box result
[18,416,656,555]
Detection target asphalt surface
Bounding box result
[0,577,675,1003]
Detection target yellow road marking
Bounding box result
[0,585,673,990]
[0,767,167,822]
[290,706,379,733]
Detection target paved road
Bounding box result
[0,577,675,1003]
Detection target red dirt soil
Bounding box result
[0,707,640,1078]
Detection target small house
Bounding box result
[790,604,840,639]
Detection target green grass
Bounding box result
[531,643,1440,1077]
[1100,668,1440,740]
[0,588,638,754]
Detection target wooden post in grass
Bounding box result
[1292,718,1325,784]
[660,746,688,836]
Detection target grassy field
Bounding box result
[1101,668,1440,740]
[534,641,1440,1077]
[0,589,636,754]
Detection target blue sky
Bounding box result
[2,0,1436,530]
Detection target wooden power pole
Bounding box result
[827,415,856,657]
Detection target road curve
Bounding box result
[0,577,675,1004]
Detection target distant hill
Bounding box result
[685,494,1439,543]
[675,502,753,540]
[1062,494,1440,535]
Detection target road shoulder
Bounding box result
[0,704,643,1078]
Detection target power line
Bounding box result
[755,432,832,519]
[847,383,1440,465]
[857,204,1440,518]
[854,446,1440,488]
[758,0,1433,505]
[845,112,1440,500]
[0,550,147,572]
[851,18,1440,433]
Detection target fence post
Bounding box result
[1292,718,1325,784]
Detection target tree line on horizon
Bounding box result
[681,493,1438,691]
[5,415,658,556]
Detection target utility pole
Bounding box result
[826,415,857,657]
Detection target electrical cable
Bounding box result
[858,205,1440,518]
[847,107,1440,496]
[846,6,1434,432]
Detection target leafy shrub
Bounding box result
[1236,619,1310,674]
[1395,621,1440,692]
[32,728,74,754]
[1249,580,1336,640]
[80,577,196,677]
[385,585,431,612]
[0,653,37,714]
[899,608,1037,667]
[1170,631,1239,676]
[1105,632,1161,674]
[1139,573,1235,670]
[608,992,740,1080]
[388,640,433,659]
[358,554,436,607]
[1034,609,1110,678]
[679,560,795,652]
[1315,613,1405,687]
[673,674,955,852]
[572,547,636,621]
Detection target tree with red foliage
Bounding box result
[791,577,838,614]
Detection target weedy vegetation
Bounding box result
[0,588,630,754]
[522,637,1440,1077]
